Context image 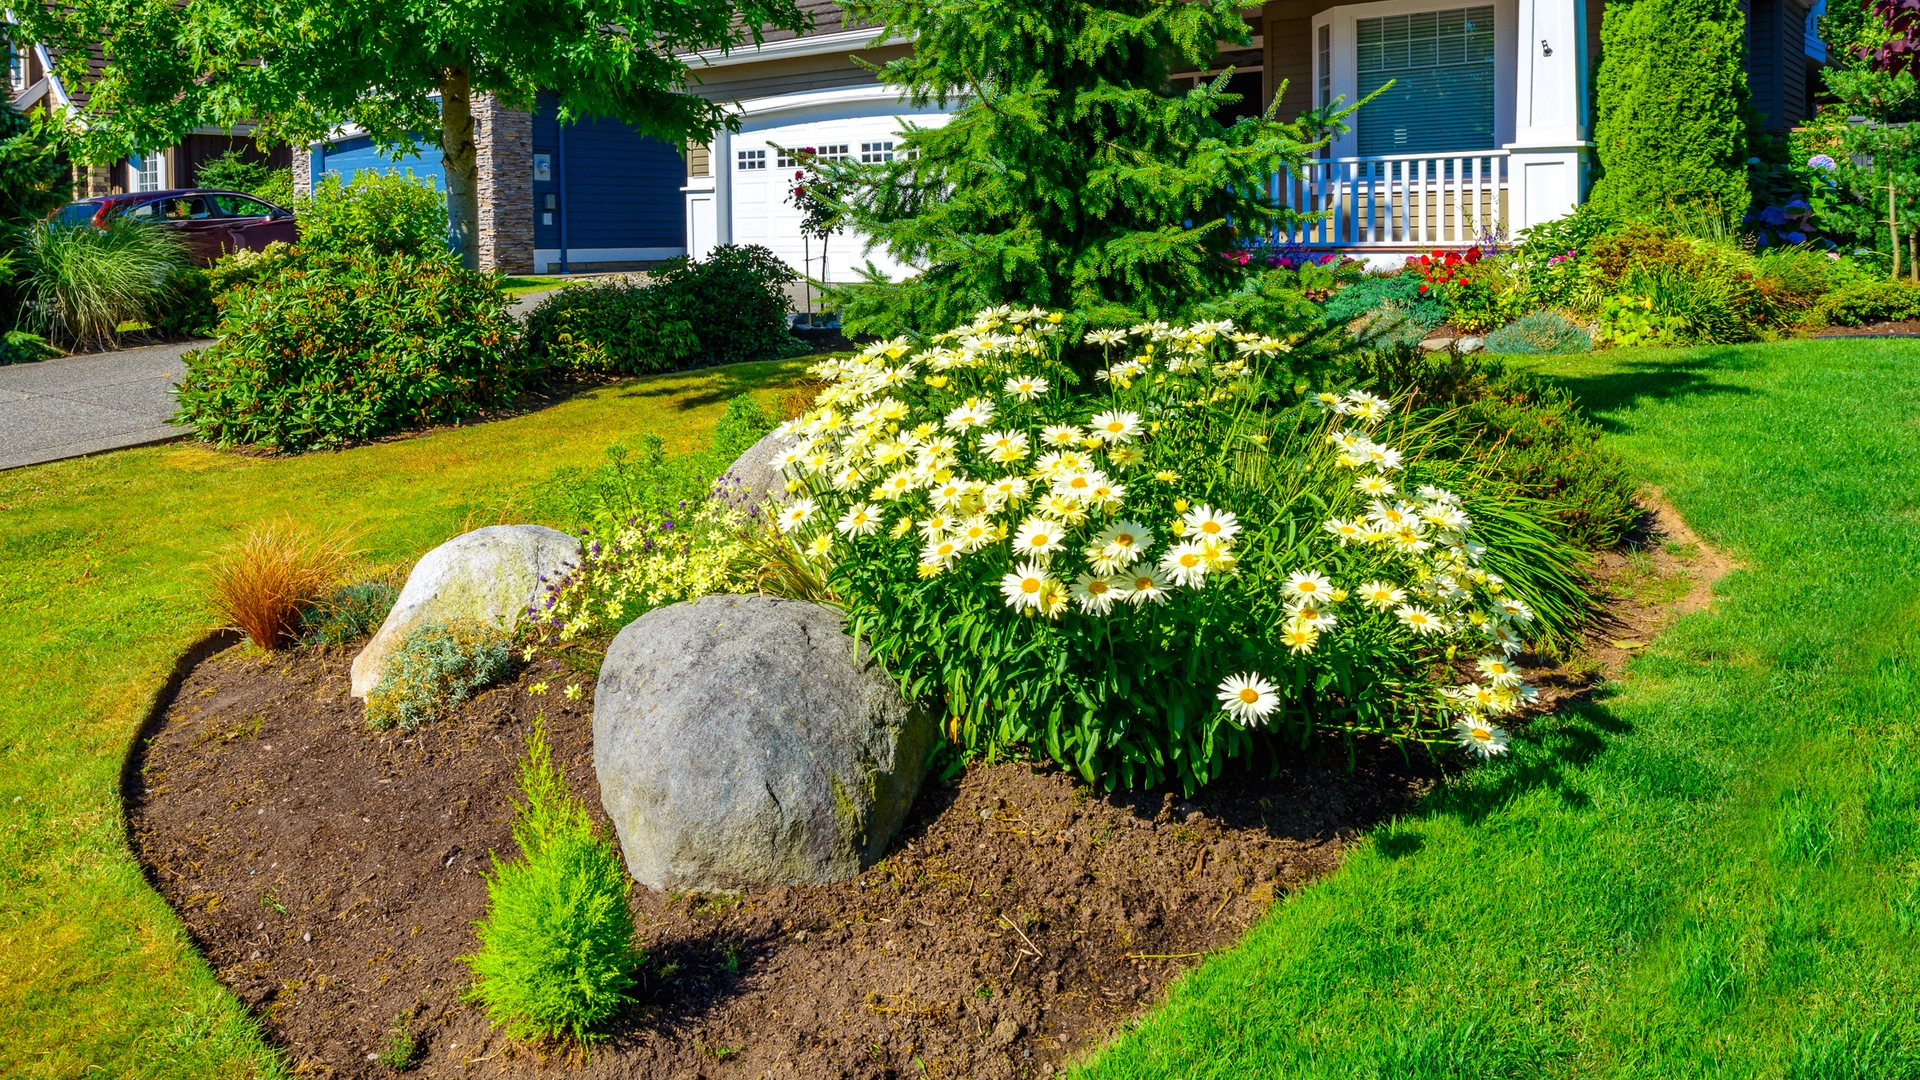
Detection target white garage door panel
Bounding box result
[732,110,949,284]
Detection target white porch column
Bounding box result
[1505,0,1591,235]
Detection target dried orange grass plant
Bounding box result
[207,520,360,649]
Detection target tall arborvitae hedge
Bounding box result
[1589,0,1753,219]
[820,0,1342,334]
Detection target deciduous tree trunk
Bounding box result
[440,67,481,271]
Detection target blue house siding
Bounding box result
[531,91,687,259]
[311,135,446,192]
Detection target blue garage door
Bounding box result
[311,135,446,192]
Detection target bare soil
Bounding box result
[125,495,1726,1080]
[1816,319,1920,338]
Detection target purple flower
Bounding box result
[1808,154,1837,170]
[1786,231,1806,244]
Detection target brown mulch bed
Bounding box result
[128,654,1426,1079]
[126,496,1725,1080]
[1815,319,1920,337]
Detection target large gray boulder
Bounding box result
[350,525,581,697]
[717,429,797,510]
[593,594,937,892]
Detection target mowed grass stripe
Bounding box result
[1077,339,1920,1079]
[0,360,802,1079]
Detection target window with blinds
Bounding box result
[1355,6,1495,156]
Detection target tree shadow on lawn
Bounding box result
[1532,346,1762,431]
[602,358,813,416]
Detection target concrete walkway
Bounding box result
[0,340,206,471]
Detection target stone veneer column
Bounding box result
[291,144,312,197]
[474,95,534,274]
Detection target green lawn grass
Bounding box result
[497,274,578,298]
[1078,337,1920,1078]
[0,359,803,1079]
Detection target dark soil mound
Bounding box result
[127,647,1425,1079]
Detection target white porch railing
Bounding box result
[1269,150,1509,248]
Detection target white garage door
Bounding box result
[729,110,948,285]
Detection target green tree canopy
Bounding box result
[817,0,1346,335]
[14,0,810,269]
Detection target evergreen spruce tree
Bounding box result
[821,0,1345,334]
[1589,0,1754,219]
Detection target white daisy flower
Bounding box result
[1072,572,1121,615]
[1454,715,1511,758]
[1041,424,1082,448]
[1096,521,1153,565]
[1355,474,1397,497]
[777,498,817,534]
[1012,516,1066,559]
[1216,672,1280,725]
[1496,598,1536,623]
[1363,443,1405,471]
[1106,445,1143,468]
[999,561,1053,612]
[836,503,882,537]
[1088,410,1142,444]
[929,479,972,511]
[1284,571,1334,601]
[1388,526,1434,554]
[1160,541,1210,588]
[1051,469,1106,503]
[920,536,963,568]
[1119,563,1170,606]
[944,398,996,431]
[1183,505,1242,544]
[805,534,835,559]
[1280,619,1320,655]
[918,513,955,541]
[1288,600,1337,631]
[1311,391,1348,414]
[1084,328,1128,347]
[1342,390,1391,423]
[1323,517,1367,545]
[1004,375,1050,401]
[954,515,996,552]
[1395,605,1447,635]
[979,429,1031,464]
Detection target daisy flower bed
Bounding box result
[760,307,1558,792]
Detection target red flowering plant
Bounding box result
[1405,246,1483,295]
[1403,246,1522,334]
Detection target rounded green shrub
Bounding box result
[173,253,533,451]
[362,620,512,730]
[294,170,449,258]
[298,582,399,647]
[1814,279,1920,326]
[1485,311,1593,355]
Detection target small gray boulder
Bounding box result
[717,429,797,510]
[350,525,580,697]
[593,594,937,892]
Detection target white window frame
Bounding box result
[129,152,165,192]
[736,148,767,170]
[1312,0,1517,160]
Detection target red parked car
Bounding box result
[54,188,297,264]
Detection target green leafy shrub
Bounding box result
[173,253,533,452]
[363,620,512,730]
[523,245,800,373]
[1588,0,1753,219]
[295,170,448,258]
[0,329,57,365]
[1750,246,1838,324]
[1598,293,1690,345]
[1440,256,1527,334]
[151,267,218,338]
[1339,348,1640,552]
[205,241,300,297]
[520,282,700,374]
[1586,228,1764,342]
[19,218,190,349]
[299,582,399,646]
[464,718,638,1044]
[1813,279,1920,325]
[1484,311,1594,355]
[780,310,1565,792]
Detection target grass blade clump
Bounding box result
[362,620,511,730]
[20,217,190,349]
[297,581,399,646]
[207,520,358,650]
[464,717,638,1045]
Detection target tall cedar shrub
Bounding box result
[820,0,1345,334]
[173,253,533,451]
[1589,0,1754,220]
[464,718,638,1044]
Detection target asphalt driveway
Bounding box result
[0,340,204,471]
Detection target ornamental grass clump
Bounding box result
[364,620,512,730]
[464,717,639,1045]
[208,520,358,649]
[773,307,1552,792]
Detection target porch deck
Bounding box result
[1268,148,1509,251]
